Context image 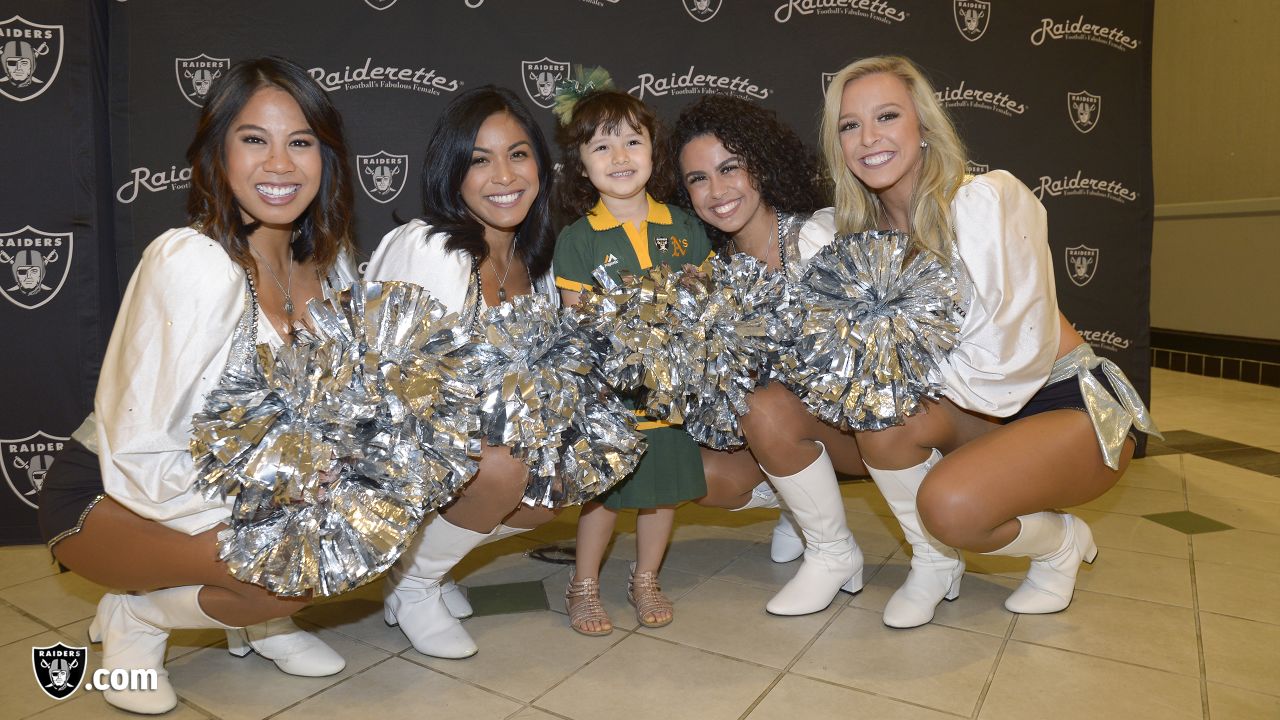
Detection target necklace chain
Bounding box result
[250,245,295,318]
[730,211,786,271]
[488,236,518,303]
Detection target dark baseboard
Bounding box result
[1151,328,1280,387]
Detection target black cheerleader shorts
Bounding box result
[1007,367,1137,445]
[37,438,106,550]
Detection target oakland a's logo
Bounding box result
[0,226,73,310]
[33,643,87,700]
[1068,90,1101,134]
[683,0,723,22]
[365,0,398,9]
[1065,244,1099,287]
[953,0,991,42]
[175,54,231,107]
[821,72,838,95]
[966,160,990,176]
[357,151,408,204]
[2,430,68,509]
[0,16,64,102]
[521,57,570,109]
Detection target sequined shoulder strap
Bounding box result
[227,274,260,371]
[777,211,810,279]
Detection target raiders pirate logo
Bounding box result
[1065,244,1099,287]
[0,15,64,102]
[953,0,991,42]
[683,0,723,22]
[521,57,570,109]
[966,160,990,176]
[175,53,231,107]
[365,0,398,9]
[2,430,67,510]
[821,71,839,95]
[1068,91,1101,134]
[0,226,73,310]
[357,151,408,204]
[33,642,87,700]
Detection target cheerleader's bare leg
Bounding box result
[918,409,1133,614]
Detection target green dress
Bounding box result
[554,195,714,509]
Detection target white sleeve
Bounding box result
[796,207,837,264]
[365,221,473,315]
[94,229,243,534]
[939,171,1059,417]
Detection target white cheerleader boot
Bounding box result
[764,443,864,615]
[987,512,1097,614]
[383,513,491,659]
[88,586,234,715]
[226,617,345,676]
[867,449,965,629]
[729,482,805,563]
[441,524,530,619]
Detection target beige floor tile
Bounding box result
[537,633,778,720]
[1195,560,1280,624]
[0,572,107,628]
[846,558,1019,638]
[1116,454,1185,492]
[1069,546,1194,607]
[273,656,520,720]
[1,629,85,718]
[714,541,890,594]
[635,578,838,669]
[1200,611,1280,696]
[412,610,626,702]
[1207,682,1280,719]
[747,673,957,719]
[297,593,413,655]
[1011,590,1199,677]
[512,707,565,720]
[1188,495,1280,535]
[541,556,707,633]
[25,693,213,719]
[453,537,566,587]
[619,525,758,577]
[166,626,391,720]
[979,641,1202,720]
[0,600,49,647]
[56,616,220,665]
[792,607,1001,715]
[847,513,910,558]
[1184,455,1280,503]
[1073,508,1191,559]
[840,482,895,519]
[1193,528,1280,574]
[0,545,58,591]
[1076,485,1186,517]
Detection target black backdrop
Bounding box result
[0,0,1154,543]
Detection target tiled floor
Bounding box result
[4,368,1279,719]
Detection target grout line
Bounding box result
[1182,453,1212,720]
[261,655,399,720]
[970,613,1017,718]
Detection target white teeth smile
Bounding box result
[256,184,299,197]
[488,192,521,204]
[712,199,741,217]
[861,151,895,167]
[610,170,634,178]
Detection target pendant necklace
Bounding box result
[490,237,518,302]
[250,245,295,317]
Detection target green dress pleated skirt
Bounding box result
[594,424,707,509]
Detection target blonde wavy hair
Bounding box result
[820,56,968,260]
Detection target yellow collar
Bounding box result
[586,194,672,231]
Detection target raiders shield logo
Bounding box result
[821,72,838,95]
[1068,91,1101,134]
[365,0,398,9]
[953,0,991,42]
[683,0,723,22]
[0,16,64,103]
[176,54,231,107]
[0,226,73,310]
[966,160,990,176]
[1065,245,1099,287]
[521,57,570,109]
[1,430,67,509]
[357,151,409,204]
[33,642,87,700]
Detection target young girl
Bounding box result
[553,88,713,635]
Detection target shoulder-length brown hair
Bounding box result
[554,89,673,219]
[185,56,355,271]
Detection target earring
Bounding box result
[920,140,929,149]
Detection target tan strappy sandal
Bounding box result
[566,574,613,636]
[627,562,673,628]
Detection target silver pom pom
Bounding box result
[471,294,646,507]
[784,231,960,431]
[190,281,481,597]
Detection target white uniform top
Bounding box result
[365,219,559,316]
[89,228,357,535]
[801,171,1059,418]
